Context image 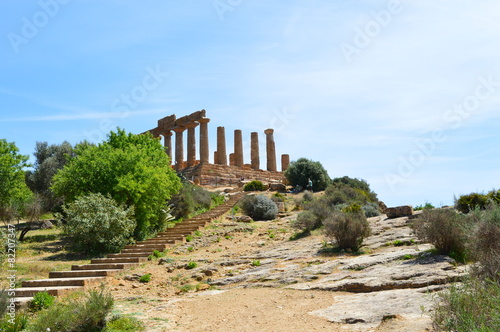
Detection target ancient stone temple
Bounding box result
[142,110,289,186]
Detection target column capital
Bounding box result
[184,121,199,129]
[197,117,210,124]
[161,130,173,137]
[172,126,186,133]
[264,128,274,135]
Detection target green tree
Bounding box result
[284,157,331,192]
[0,139,32,222]
[51,129,181,239]
[25,141,74,211]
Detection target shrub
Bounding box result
[240,195,278,221]
[244,180,266,192]
[186,261,197,269]
[139,274,151,283]
[455,192,489,213]
[104,315,145,332]
[292,210,321,233]
[305,199,333,223]
[62,193,135,255]
[332,176,378,202]
[26,286,114,332]
[469,205,500,281]
[284,158,331,192]
[362,203,381,217]
[414,202,435,211]
[413,209,471,262]
[432,277,500,331]
[169,180,212,219]
[251,260,261,266]
[323,211,371,251]
[29,291,55,312]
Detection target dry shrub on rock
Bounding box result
[323,211,370,251]
[413,209,471,262]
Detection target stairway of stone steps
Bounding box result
[13,192,244,307]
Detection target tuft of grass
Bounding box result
[251,260,261,267]
[139,273,151,283]
[104,315,145,331]
[186,261,197,269]
[185,235,193,242]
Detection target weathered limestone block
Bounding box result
[269,183,286,192]
[386,206,413,218]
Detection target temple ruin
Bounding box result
[142,110,289,186]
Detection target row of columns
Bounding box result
[161,119,289,172]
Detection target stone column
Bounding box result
[281,154,290,172]
[229,153,235,166]
[173,126,186,171]
[216,126,227,165]
[162,131,173,164]
[185,122,199,167]
[250,132,259,170]
[234,129,244,167]
[264,129,276,172]
[198,118,210,164]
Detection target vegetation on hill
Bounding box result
[412,190,500,331]
[25,141,74,212]
[51,129,181,240]
[284,158,331,192]
[240,194,278,221]
[62,193,136,255]
[0,139,32,223]
[169,178,225,220]
[291,176,380,250]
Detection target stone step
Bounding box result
[124,243,168,250]
[50,270,121,278]
[72,263,139,270]
[13,297,32,309]
[121,248,161,254]
[137,238,178,243]
[91,257,147,264]
[14,286,83,297]
[22,277,105,288]
[107,252,150,258]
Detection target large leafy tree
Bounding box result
[0,139,32,221]
[284,157,331,192]
[25,141,74,211]
[51,129,181,239]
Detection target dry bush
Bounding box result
[323,211,370,251]
[413,209,471,262]
[470,206,500,281]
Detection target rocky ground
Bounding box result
[108,208,468,332]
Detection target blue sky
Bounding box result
[1,0,499,207]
